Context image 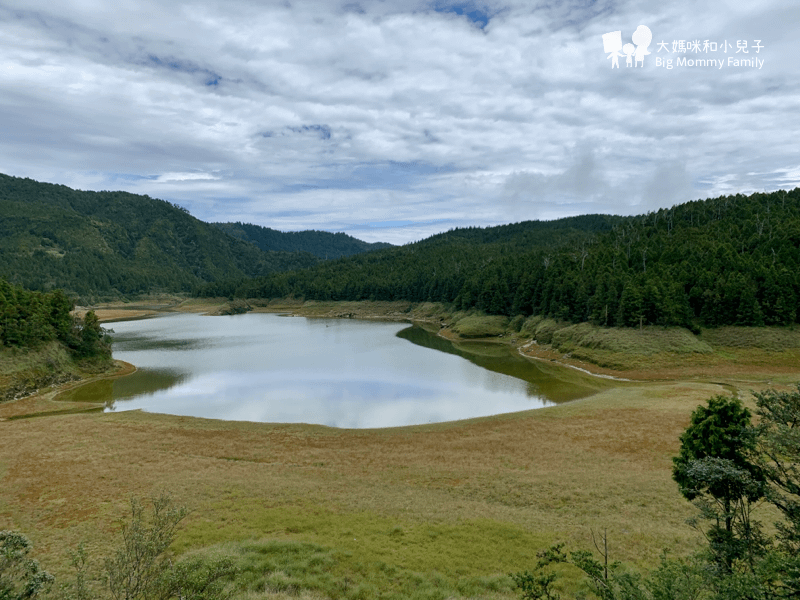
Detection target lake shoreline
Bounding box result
[79,297,800,387]
[75,312,577,427]
[0,359,136,420]
[250,300,800,386]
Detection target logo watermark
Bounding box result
[603,26,652,68]
[603,27,764,70]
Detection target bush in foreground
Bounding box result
[0,530,54,600]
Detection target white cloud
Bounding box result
[155,172,219,183]
[0,0,798,243]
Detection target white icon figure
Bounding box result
[623,43,635,67]
[602,31,623,68]
[632,25,652,67]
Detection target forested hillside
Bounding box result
[213,222,393,259]
[197,189,800,329]
[195,214,625,304]
[0,174,319,298]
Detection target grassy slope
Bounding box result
[0,342,119,405]
[517,316,800,380]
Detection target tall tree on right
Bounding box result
[672,395,768,575]
[753,384,800,596]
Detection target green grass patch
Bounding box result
[218,537,516,599]
[176,500,551,598]
[180,500,547,575]
[520,317,558,343]
[182,535,518,600]
[550,323,713,356]
[0,342,83,402]
[451,315,509,338]
[0,341,76,379]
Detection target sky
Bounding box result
[1,0,798,245]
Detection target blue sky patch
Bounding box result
[348,161,450,189]
[276,161,450,193]
[145,54,222,87]
[288,124,332,140]
[432,2,491,28]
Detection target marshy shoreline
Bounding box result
[7,296,798,420]
[82,296,800,382]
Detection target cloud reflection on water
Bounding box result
[111,369,550,428]
[100,313,592,428]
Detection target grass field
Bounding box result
[0,379,780,598]
[1,300,798,598]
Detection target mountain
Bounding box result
[197,189,800,329]
[196,213,625,301]
[212,222,393,259]
[0,173,320,299]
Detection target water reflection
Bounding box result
[58,369,187,408]
[397,326,606,402]
[60,313,610,428]
[104,370,188,406]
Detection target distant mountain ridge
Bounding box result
[8,172,799,331]
[212,222,393,259]
[197,189,800,330]
[0,173,324,298]
[196,213,625,300]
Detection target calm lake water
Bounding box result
[61,313,608,428]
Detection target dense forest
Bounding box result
[213,222,393,259]
[196,189,800,329]
[0,278,108,358]
[0,174,320,299]
[4,172,798,329]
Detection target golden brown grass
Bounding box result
[0,379,732,587]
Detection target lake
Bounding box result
[61,313,608,428]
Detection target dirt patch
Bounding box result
[89,308,162,322]
[251,299,447,324]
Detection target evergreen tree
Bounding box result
[672,396,767,573]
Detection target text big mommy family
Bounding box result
[656,56,764,70]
